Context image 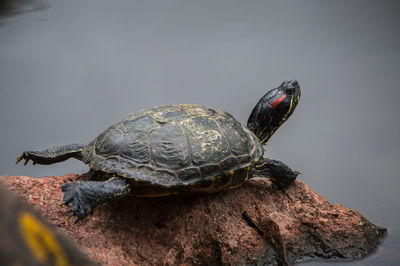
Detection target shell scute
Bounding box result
[199,164,220,177]
[176,167,202,181]
[149,123,190,169]
[155,169,177,186]
[119,160,137,177]
[220,156,240,171]
[121,114,158,133]
[180,116,231,166]
[179,104,219,117]
[95,128,123,156]
[120,131,150,164]
[215,116,253,156]
[237,154,252,164]
[152,105,191,123]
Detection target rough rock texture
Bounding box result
[0,174,386,265]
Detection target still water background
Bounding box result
[1,0,399,264]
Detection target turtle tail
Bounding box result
[16,144,85,166]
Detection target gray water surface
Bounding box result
[1,0,399,264]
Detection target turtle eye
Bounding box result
[286,88,295,95]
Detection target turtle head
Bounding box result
[247,79,301,144]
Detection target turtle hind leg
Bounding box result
[16,143,85,165]
[61,176,130,220]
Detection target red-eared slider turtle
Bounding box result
[17,80,301,220]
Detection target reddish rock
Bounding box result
[0,174,386,265]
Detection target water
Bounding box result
[1,0,399,264]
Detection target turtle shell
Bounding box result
[82,104,263,187]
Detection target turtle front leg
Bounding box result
[252,157,299,188]
[61,176,130,220]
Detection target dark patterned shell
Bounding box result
[82,104,263,187]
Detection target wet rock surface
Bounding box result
[0,174,386,265]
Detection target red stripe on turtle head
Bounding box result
[269,94,287,109]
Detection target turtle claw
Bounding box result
[61,182,93,220]
[15,155,22,165]
[16,153,29,165]
[16,152,37,166]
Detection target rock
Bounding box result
[0,174,386,265]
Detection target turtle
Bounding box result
[16,79,301,220]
